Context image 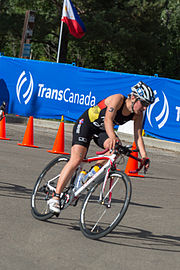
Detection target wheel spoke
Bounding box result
[91,209,107,232]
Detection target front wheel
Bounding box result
[80,171,132,239]
[31,155,70,221]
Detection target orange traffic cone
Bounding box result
[48,116,69,154]
[18,116,39,148]
[125,142,144,178]
[0,113,10,140]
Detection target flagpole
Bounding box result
[57,0,65,63]
[57,20,64,63]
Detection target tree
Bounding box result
[0,0,180,79]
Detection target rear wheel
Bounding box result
[31,155,70,220]
[80,171,132,239]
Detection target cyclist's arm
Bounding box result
[134,113,147,158]
[134,115,150,170]
[104,94,124,149]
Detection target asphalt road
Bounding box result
[0,122,180,270]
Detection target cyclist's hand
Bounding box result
[141,157,150,173]
[108,137,121,152]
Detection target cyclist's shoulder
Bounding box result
[105,94,125,107]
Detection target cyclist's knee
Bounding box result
[68,156,82,169]
[69,144,87,168]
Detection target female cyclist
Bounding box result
[48,81,155,213]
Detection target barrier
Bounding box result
[125,142,144,178]
[1,55,180,143]
[0,113,10,140]
[18,116,39,148]
[48,116,69,154]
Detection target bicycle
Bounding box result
[0,101,6,121]
[31,144,147,240]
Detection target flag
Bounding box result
[61,0,86,38]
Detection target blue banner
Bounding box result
[144,78,180,143]
[0,55,180,142]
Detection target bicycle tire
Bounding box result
[31,155,70,221]
[80,171,132,239]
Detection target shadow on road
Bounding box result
[43,216,180,253]
[0,181,32,199]
[99,225,180,252]
[1,181,179,253]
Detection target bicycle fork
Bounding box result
[99,168,115,208]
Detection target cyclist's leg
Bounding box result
[93,131,112,166]
[48,145,88,213]
[94,131,120,153]
[56,144,87,194]
[48,112,92,213]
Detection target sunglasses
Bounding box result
[139,99,150,107]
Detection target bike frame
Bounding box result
[46,153,118,201]
[74,153,115,198]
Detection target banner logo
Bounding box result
[147,91,169,129]
[16,71,34,104]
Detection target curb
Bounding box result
[33,118,180,153]
[34,118,73,133]
[6,114,27,124]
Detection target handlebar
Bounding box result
[96,144,149,174]
[96,144,138,158]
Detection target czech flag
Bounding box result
[61,0,86,38]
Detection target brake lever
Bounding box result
[143,158,150,174]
